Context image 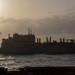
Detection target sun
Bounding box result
[0,2,3,11]
[0,1,4,14]
[0,0,6,15]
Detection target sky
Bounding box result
[0,0,75,42]
[0,0,75,19]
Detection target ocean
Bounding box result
[0,54,75,71]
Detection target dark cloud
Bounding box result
[0,15,75,41]
[33,16,75,35]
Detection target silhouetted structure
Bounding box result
[0,29,75,54]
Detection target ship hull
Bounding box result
[0,43,75,55]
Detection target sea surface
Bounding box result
[0,54,75,71]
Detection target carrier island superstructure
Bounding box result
[0,28,75,54]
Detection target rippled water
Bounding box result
[0,54,75,70]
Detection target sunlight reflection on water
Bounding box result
[0,54,75,70]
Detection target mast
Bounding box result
[28,27,32,35]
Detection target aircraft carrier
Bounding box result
[0,28,75,54]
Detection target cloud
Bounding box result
[0,15,75,41]
[33,16,75,35]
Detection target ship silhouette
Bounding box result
[0,28,75,54]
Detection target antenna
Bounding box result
[28,27,30,35]
[28,27,32,35]
[30,28,32,35]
